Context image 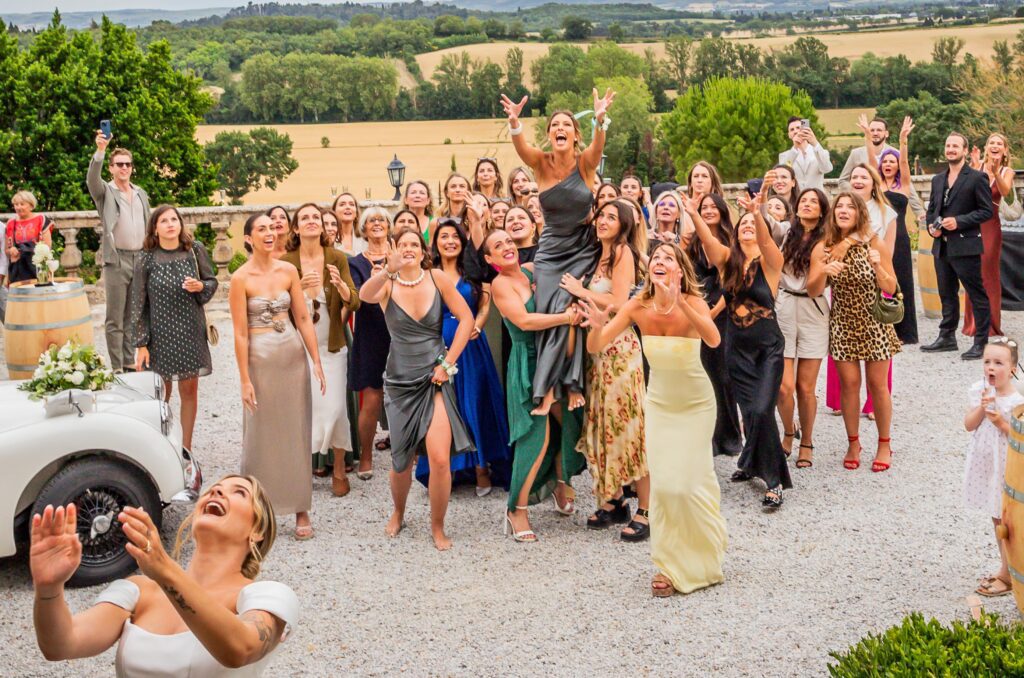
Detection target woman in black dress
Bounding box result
[129,204,218,452]
[682,193,742,457]
[347,206,393,480]
[690,191,792,509]
[866,116,918,344]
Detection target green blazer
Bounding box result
[281,246,360,353]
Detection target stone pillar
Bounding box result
[212,220,233,282]
[59,227,82,278]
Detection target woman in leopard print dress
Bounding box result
[808,193,900,474]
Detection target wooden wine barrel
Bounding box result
[917,226,964,319]
[1000,405,1024,613]
[4,278,94,379]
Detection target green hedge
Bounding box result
[828,612,1024,676]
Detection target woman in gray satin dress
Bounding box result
[500,87,615,417]
[358,227,476,551]
[230,214,326,541]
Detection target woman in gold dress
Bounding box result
[583,242,727,597]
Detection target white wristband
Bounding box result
[509,123,524,137]
[599,116,611,132]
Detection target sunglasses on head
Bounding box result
[478,157,497,163]
[113,161,132,169]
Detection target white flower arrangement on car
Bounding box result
[18,340,115,401]
[31,242,60,284]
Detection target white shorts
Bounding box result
[777,289,829,360]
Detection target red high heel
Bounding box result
[843,435,861,470]
[872,437,893,473]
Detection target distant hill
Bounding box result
[2,8,231,30]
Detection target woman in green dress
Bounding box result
[484,229,585,542]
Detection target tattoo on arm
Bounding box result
[241,611,279,660]
[161,585,197,615]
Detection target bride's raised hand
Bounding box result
[500,94,528,126]
[593,87,616,123]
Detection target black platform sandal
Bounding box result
[620,508,650,542]
[621,484,638,500]
[795,443,814,469]
[762,485,783,510]
[587,496,631,530]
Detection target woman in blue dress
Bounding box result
[416,218,512,495]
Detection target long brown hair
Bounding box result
[687,193,733,268]
[641,242,702,300]
[472,158,505,198]
[286,202,331,251]
[144,204,194,251]
[825,192,872,247]
[782,188,829,279]
[720,212,759,296]
[686,161,724,198]
[393,226,431,270]
[507,166,534,203]
[332,192,361,227]
[440,173,470,219]
[852,163,890,214]
[172,474,277,580]
[593,199,642,285]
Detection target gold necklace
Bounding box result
[652,296,674,315]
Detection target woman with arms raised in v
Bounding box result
[500,88,614,416]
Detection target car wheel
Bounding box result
[31,458,162,588]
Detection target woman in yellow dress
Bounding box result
[583,242,727,596]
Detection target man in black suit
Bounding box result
[921,132,994,360]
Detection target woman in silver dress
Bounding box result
[358,227,475,551]
[230,214,326,540]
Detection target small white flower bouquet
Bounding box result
[18,340,115,401]
[31,242,59,284]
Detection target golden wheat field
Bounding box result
[415,22,1021,87]
[196,107,872,207]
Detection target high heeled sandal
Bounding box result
[587,496,630,529]
[795,443,814,469]
[843,435,862,470]
[782,430,797,457]
[504,507,537,542]
[872,437,893,473]
[552,480,576,516]
[762,484,783,510]
[620,508,650,542]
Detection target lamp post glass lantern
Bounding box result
[387,155,406,201]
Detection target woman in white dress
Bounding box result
[282,203,360,497]
[31,475,298,677]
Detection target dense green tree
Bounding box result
[503,47,530,109]
[659,76,819,183]
[932,36,966,68]
[689,37,737,84]
[993,40,1014,77]
[876,91,972,167]
[577,41,646,92]
[562,16,594,41]
[204,127,298,203]
[664,35,692,91]
[530,43,586,105]
[608,22,625,42]
[0,14,216,210]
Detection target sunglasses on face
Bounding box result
[113,162,133,169]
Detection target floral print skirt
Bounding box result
[577,327,648,501]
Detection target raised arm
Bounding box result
[897,117,914,196]
[582,297,639,353]
[358,242,400,305]
[741,193,783,275]
[491,275,574,331]
[117,507,287,670]
[501,94,544,170]
[859,114,879,170]
[581,88,615,176]
[681,194,729,267]
[86,131,109,207]
[32,504,130,661]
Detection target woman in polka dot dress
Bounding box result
[129,204,218,451]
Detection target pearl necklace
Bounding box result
[395,269,426,287]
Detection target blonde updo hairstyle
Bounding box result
[172,474,277,580]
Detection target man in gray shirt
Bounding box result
[87,131,151,373]
[840,116,927,221]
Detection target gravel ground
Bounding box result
[1,294,1020,677]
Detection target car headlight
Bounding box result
[159,400,172,436]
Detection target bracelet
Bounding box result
[509,123,524,136]
[35,592,61,601]
[598,116,611,132]
[437,356,458,377]
[384,268,398,280]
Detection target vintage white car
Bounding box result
[0,372,201,586]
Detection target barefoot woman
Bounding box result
[500,88,613,415]
[359,227,476,550]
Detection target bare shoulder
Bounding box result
[430,268,453,289]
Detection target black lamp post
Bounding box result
[387,154,406,201]
[598,153,607,178]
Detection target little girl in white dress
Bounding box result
[963,337,1023,597]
